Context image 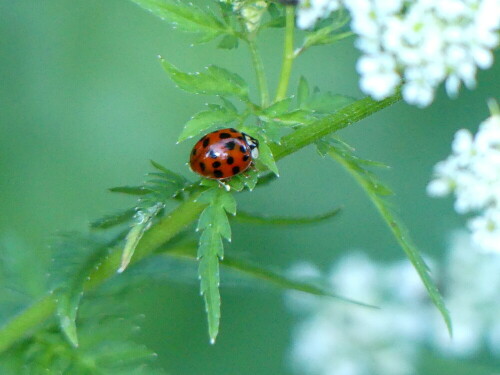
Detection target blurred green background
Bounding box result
[1,1,499,374]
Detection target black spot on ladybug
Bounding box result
[243,155,249,162]
[192,148,196,156]
[232,166,240,174]
[208,150,217,159]
[219,132,231,139]
[239,145,246,153]
[199,162,206,171]
[225,141,235,150]
[227,156,234,165]
[237,136,244,140]
[203,138,210,148]
[212,161,221,168]
[213,170,223,178]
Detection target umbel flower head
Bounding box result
[427,103,500,254]
[296,0,500,107]
[288,232,500,375]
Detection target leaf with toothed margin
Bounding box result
[149,160,188,186]
[160,59,249,100]
[226,175,245,192]
[218,190,237,215]
[255,140,279,176]
[241,169,259,191]
[296,77,356,115]
[317,138,453,335]
[130,0,231,42]
[198,227,222,343]
[196,188,235,342]
[90,208,136,230]
[50,234,117,347]
[178,105,238,142]
[119,203,164,273]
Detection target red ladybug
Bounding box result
[189,128,259,179]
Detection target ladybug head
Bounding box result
[243,133,259,159]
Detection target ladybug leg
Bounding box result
[217,180,231,192]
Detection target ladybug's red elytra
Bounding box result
[189,128,259,180]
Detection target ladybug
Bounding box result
[189,128,259,179]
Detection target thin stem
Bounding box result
[275,6,295,102]
[247,37,269,107]
[0,92,402,355]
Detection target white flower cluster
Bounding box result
[288,232,500,375]
[296,0,500,107]
[428,111,500,254]
[296,0,341,29]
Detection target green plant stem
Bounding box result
[0,295,56,353]
[0,195,205,354]
[271,91,402,160]
[247,37,269,107]
[0,91,401,355]
[274,6,295,102]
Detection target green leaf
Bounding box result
[214,206,231,241]
[196,188,235,342]
[256,140,279,176]
[240,168,259,191]
[217,34,239,49]
[221,256,376,308]
[90,208,136,230]
[131,0,230,41]
[262,97,293,116]
[302,28,353,50]
[319,140,452,335]
[234,207,341,225]
[197,227,223,343]
[178,105,238,142]
[149,160,188,186]
[50,234,114,347]
[109,186,152,196]
[157,243,376,308]
[306,91,355,114]
[297,76,310,107]
[119,203,164,273]
[160,59,249,100]
[218,190,237,215]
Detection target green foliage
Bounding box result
[160,58,249,100]
[0,234,164,374]
[114,161,191,271]
[297,76,356,114]
[118,203,164,273]
[234,207,341,225]
[195,187,236,342]
[296,10,352,55]
[178,102,239,142]
[0,0,451,367]
[50,234,117,347]
[131,0,233,43]
[317,138,452,334]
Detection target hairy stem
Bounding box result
[0,92,401,354]
[247,37,269,107]
[275,6,295,102]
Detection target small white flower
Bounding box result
[297,0,341,29]
[288,231,500,375]
[296,0,500,106]
[428,111,500,253]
